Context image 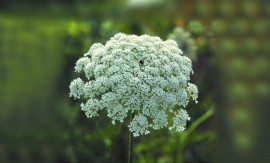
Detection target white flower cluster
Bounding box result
[69,33,198,136]
[168,27,197,61]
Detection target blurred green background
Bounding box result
[0,0,269,162]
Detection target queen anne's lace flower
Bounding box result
[69,33,198,136]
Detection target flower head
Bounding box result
[69,33,198,136]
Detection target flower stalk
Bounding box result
[128,112,135,163]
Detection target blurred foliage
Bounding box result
[2,0,269,162]
[187,21,205,36]
[65,21,92,57]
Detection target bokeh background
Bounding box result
[0,0,269,162]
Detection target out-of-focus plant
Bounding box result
[230,82,249,99]
[254,82,269,97]
[253,19,269,35]
[69,33,198,162]
[65,21,92,57]
[211,19,227,35]
[219,38,237,54]
[187,21,205,36]
[99,20,127,43]
[219,0,235,17]
[231,19,249,35]
[168,27,197,61]
[126,0,165,8]
[265,3,270,16]
[229,57,247,74]
[196,0,210,16]
[242,1,258,16]
[99,20,118,43]
[241,38,258,53]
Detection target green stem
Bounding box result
[128,112,135,163]
[174,107,214,163]
[173,134,184,163]
[173,134,180,163]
